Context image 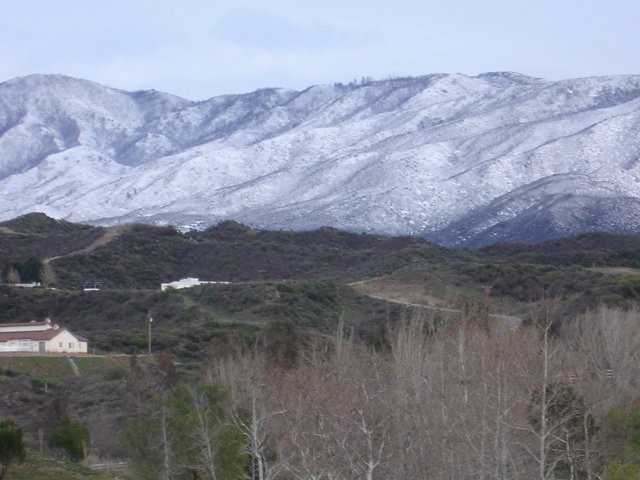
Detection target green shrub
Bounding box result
[101,365,128,381]
[604,461,640,480]
[48,417,89,462]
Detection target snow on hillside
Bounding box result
[1,72,640,245]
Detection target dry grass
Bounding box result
[0,356,74,379]
[349,274,446,307]
[588,266,640,276]
[5,450,116,480]
[0,355,149,380]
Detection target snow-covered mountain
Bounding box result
[1,72,640,246]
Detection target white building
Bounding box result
[0,319,88,354]
[161,277,229,291]
[10,282,42,288]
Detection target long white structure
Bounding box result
[161,277,229,291]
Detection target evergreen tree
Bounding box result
[48,417,89,461]
[0,419,26,480]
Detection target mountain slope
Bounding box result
[1,72,640,245]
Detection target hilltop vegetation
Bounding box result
[0,213,103,262]
[52,221,460,289]
[1,214,461,289]
[7,213,640,292]
[478,231,640,267]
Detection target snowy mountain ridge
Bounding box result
[1,72,640,245]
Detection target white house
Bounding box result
[0,319,88,354]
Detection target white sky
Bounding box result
[2,0,639,100]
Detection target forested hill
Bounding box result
[0,212,103,260]
[3,213,640,290]
[0,213,460,289]
[478,230,640,267]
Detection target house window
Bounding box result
[59,342,63,348]
[69,342,74,349]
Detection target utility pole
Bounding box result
[480,285,493,333]
[147,311,153,356]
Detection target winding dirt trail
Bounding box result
[349,278,522,329]
[0,226,22,235]
[42,224,132,285]
[45,224,131,263]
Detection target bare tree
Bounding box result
[214,355,289,480]
[187,385,220,480]
[188,299,625,480]
[562,306,640,407]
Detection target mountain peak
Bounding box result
[0,212,93,235]
[1,73,113,93]
[2,72,640,245]
[475,71,545,85]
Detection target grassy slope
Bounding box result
[0,356,139,379]
[4,451,116,480]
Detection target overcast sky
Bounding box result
[2,0,639,100]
